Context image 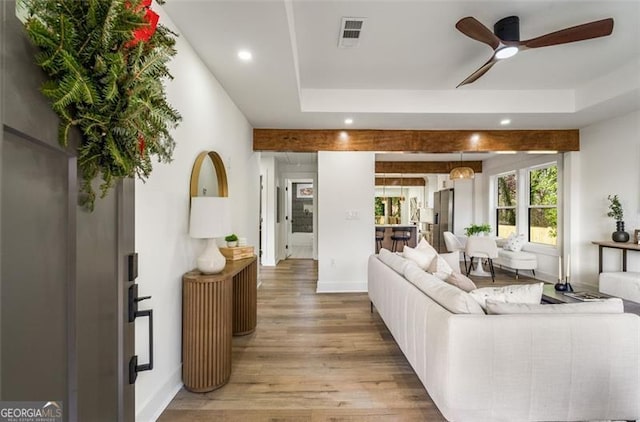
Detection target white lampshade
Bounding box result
[189,197,231,239]
[419,207,434,223]
[189,197,231,274]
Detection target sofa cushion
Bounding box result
[446,272,477,292]
[496,248,538,270]
[599,272,640,303]
[503,233,526,252]
[469,282,544,310]
[404,263,484,314]
[486,298,624,314]
[403,245,437,271]
[378,248,409,275]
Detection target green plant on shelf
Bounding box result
[225,234,238,242]
[606,194,624,222]
[464,224,492,237]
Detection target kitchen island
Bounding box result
[375,224,418,252]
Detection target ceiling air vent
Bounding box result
[338,17,366,48]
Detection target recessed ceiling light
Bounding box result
[470,134,480,142]
[500,119,511,126]
[237,50,252,61]
[344,118,353,125]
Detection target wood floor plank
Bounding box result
[159,259,448,421]
[160,258,538,421]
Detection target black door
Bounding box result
[1,3,135,420]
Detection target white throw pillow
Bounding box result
[440,251,461,274]
[428,254,454,280]
[469,282,544,310]
[416,238,437,253]
[402,245,437,271]
[503,233,525,252]
[486,298,624,315]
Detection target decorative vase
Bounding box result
[612,221,630,243]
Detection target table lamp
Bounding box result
[189,197,231,274]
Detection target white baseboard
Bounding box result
[316,280,367,293]
[136,365,183,422]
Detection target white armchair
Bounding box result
[443,231,467,273]
[465,236,499,282]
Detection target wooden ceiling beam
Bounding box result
[374,177,426,186]
[376,161,483,174]
[253,129,579,152]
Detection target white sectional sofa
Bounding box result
[368,252,640,422]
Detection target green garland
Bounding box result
[23,0,181,210]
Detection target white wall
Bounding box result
[453,179,473,235]
[573,110,640,288]
[317,152,375,292]
[134,5,259,421]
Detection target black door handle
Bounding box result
[129,308,153,384]
[128,284,154,384]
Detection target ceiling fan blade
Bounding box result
[456,57,498,88]
[456,17,501,50]
[522,18,614,49]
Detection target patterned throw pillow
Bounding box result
[469,282,543,310]
[503,233,525,252]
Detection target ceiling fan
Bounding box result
[455,16,614,87]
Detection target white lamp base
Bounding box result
[197,238,227,274]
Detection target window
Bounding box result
[496,172,517,238]
[528,165,558,246]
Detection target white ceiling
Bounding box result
[163,0,640,131]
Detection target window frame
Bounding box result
[527,163,558,246]
[495,171,517,238]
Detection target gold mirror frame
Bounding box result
[190,151,228,197]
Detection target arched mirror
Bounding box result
[190,151,228,197]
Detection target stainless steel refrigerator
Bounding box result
[432,188,454,253]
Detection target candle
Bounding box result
[566,254,571,279]
[558,256,563,281]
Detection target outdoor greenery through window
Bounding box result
[529,165,558,246]
[375,197,402,224]
[496,173,517,238]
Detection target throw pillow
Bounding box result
[446,272,477,292]
[428,254,454,280]
[416,238,437,253]
[469,282,543,310]
[440,251,461,274]
[402,245,437,271]
[404,264,484,314]
[503,233,525,252]
[486,298,624,315]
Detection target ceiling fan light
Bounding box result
[449,166,475,180]
[495,46,518,60]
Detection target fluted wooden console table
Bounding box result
[182,256,257,392]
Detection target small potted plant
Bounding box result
[607,195,629,242]
[225,234,239,248]
[464,223,492,237]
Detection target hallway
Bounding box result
[159,259,444,421]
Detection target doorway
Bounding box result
[286,179,315,259]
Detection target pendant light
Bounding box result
[449,151,475,180]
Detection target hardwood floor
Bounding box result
[159,258,538,422]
